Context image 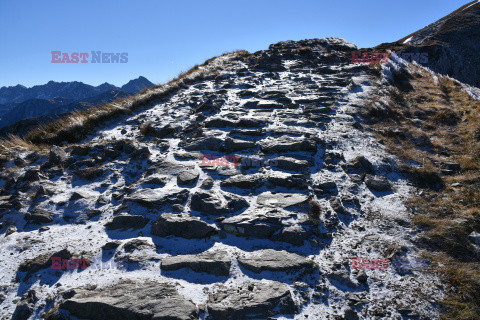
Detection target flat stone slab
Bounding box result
[177,169,199,186]
[161,251,230,276]
[238,249,314,273]
[256,191,308,208]
[190,190,249,215]
[260,136,317,153]
[57,281,198,320]
[208,281,296,319]
[106,214,149,230]
[152,213,217,239]
[273,156,309,172]
[124,188,189,207]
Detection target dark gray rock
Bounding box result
[57,281,198,320]
[148,123,180,138]
[190,190,249,215]
[273,156,309,171]
[342,156,375,174]
[106,214,149,230]
[174,151,203,160]
[365,174,393,192]
[356,270,368,283]
[161,251,230,276]
[204,118,238,128]
[221,210,286,239]
[177,169,199,186]
[224,137,256,152]
[327,268,359,289]
[257,192,308,208]
[152,213,217,239]
[141,175,168,186]
[315,181,337,190]
[344,307,360,320]
[12,290,38,320]
[220,174,264,189]
[208,281,296,319]
[200,177,214,189]
[24,208,53,224]
[330,197,347,215]
[238,249,314,273]
[266,173,308,189]
[18,249,72,278]
[124,188,189,207]
[182,137,223,151]
[260,136,317,153]
[271,224,310,246]
[49,146,69,165]
[123,239,154,253]
[220,209,307,245]
[238,118,267,128]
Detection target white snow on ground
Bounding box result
[463,0,480,12]
[402,36,413,44]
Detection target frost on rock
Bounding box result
[0,37,444,320]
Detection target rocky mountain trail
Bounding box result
[0,38,448,319]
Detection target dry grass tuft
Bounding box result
[139,121,153,136]
[308,200,322,222]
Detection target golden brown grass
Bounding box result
[366,63,480,319]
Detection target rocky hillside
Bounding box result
[0,37,459,320]
[375,0,480,88]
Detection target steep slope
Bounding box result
[0,38,447,320]
[375,0,480,88]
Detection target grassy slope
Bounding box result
[364,62,480,320]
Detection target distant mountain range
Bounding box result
[0,76,154,135]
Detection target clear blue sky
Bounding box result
[0,0,471,88]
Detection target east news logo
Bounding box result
[51,51,128,63]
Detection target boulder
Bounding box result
[238,249,314,273]
[220,174,264,189]
[152,213,217,239]
[49,146,69,165]
[182,137,223,151]
[365,174,392,192]
[106,214,149,230]
[208,281,296,319]
[18,249,72,279]
[56,281,198,320]
[124,188,189,207]
[256,192,308,208]
[260,136,317,153]
[161,251,230,276]
[342,156,375,174]
[224,138,256,152]
[141,175,168,186]
[273,156,309,172]
[177,169,199,186]
[266,173,308,189]
[24,208,53,224]
[271,225,310,246]
[122,239,154,253]
[190,190,249,215]
[200,177,214,189]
